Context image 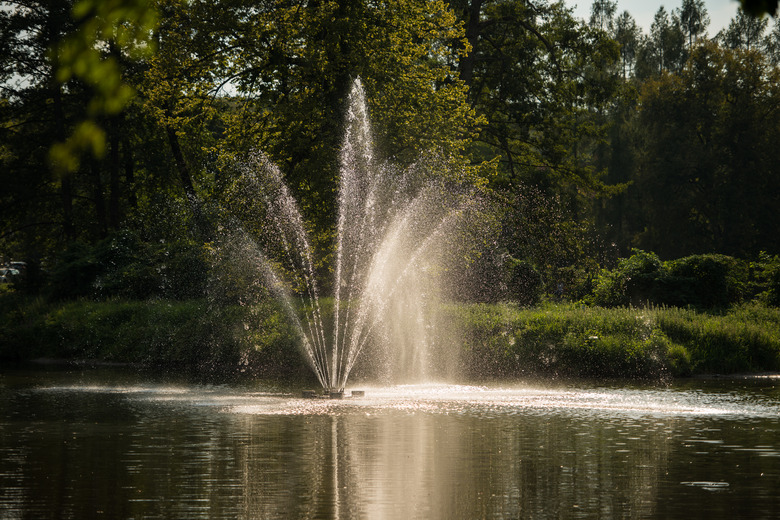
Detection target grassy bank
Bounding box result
[2,293,779,381]
[0,294,309,380]
[444,302,780,380]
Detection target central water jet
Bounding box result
[231,79,483,392]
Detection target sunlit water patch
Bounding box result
[33,380,779,420]
[3,368,780,519]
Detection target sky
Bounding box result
[566,0,750,36]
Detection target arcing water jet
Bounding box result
[231,79,485,392]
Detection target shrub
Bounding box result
[752,253,780,306]
[770,267,780,307]
[591,250,664,307]
[47,231,209,301]
[506,258,543,306]
[0,294,308,378]
[588,251,749,309]
[665,254,748,308]
[48,242,102,299]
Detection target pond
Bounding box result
[1,365,779,519]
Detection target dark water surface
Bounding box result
[2,366,780,519]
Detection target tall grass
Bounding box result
[658,305,780,374]
[0,294,308,379]
[443,302,780,380]
[3,292,778,381]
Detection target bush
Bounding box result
[48,242,102,299]
[665,254,748,308]
[0,294,309,378]
[752,252,780,306]
[47,231,208,301]
[506,258,543,306]
[771,268,780,307]
[588,251,749,309]
[591,250,663,307]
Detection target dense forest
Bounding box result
[1,0,779,303]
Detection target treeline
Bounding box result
[1,0,779,301]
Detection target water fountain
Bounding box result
[229,79,483,393]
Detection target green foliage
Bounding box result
[658,304,780,373]
[506,257,543,306]
[590,249,663,307]
[444,301,780,379]
[47,230,208,301]
[3,0,780,313]
[447,303,670,379]
[462,0,621,196]
[0,294,308,378]
[500,186,605,300]
[216,0,482,236]
[665,254,748,308]
[629,42,780,257]
[49,242,103,299]
[751,252,780,306]
[53,0,158,172]
[588,250,751,309]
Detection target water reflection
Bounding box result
[1,369,779,519]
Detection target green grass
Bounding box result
[658,305,780,374]
[443,302,780,380]
[0,294,309,379]
[3,292,778,381]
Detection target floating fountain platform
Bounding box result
[301,390,365,399]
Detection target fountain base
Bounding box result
[301,390,365,399]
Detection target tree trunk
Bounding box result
[52,83,75,240]
[90,157,108,238]
[123,136,137,210]
[166,124,211,240]
[108,115,121,228]
[458,0,483,90]
[166,125,198,202]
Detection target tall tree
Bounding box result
[1,0,160,259]
[679,0,710,49]
[722,6,769,50]
[763,18,780,63]
[589,0,617,33]
[448,0,621,290]
[1,0,80,246]
[453,0,620,194]
[632,42,780,257]
[223,0,479,234]
[614,11,641,78]
[635,7,687,78]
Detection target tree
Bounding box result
[1,0,81,245]
[632,42,780,257]
[589,0,617,33]
[614,11,640,79]
[221,0,481,239]
[636,7,687,78]
[446,0,622,293]
[0,0,161,263]
[722,7,769,50]
[679,0,710,49]
[2,0,485,270]
[764,18,780,63]
[453,0,620,194]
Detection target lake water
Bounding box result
[1,365,779,519]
